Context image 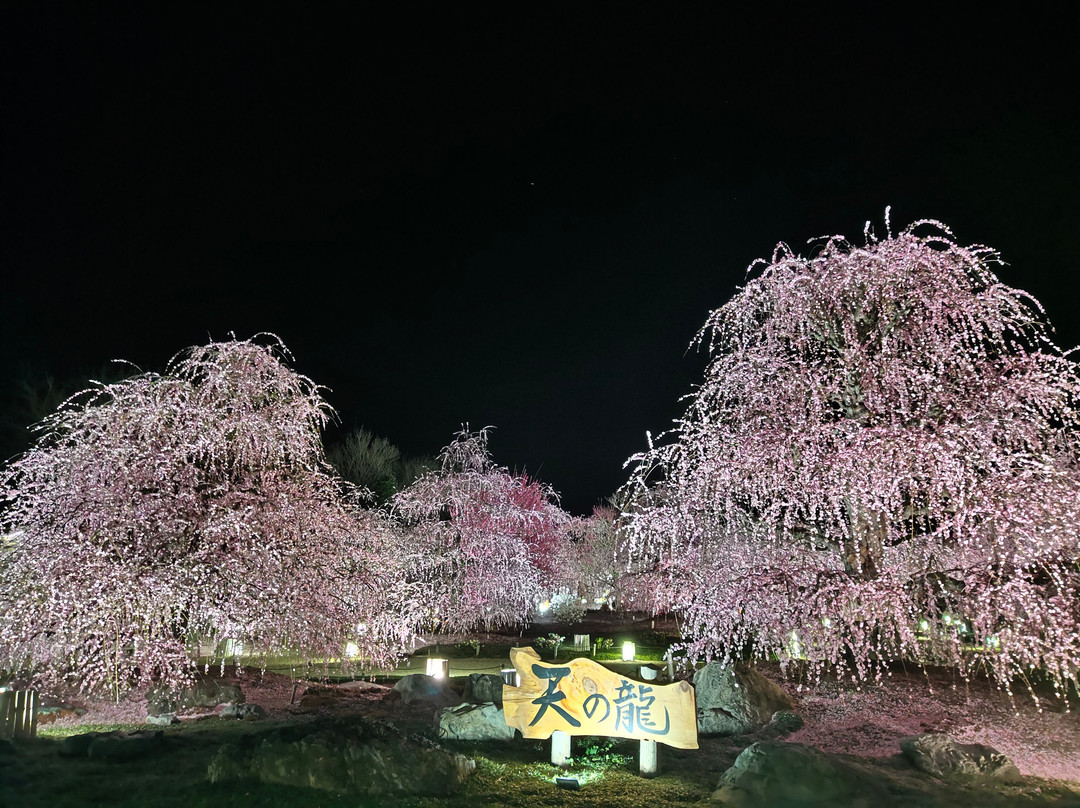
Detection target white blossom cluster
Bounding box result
[623,215,1080,705]
[0,336,415,697]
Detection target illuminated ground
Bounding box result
[4,613,1079,807]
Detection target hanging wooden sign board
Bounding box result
[502,646,698,749]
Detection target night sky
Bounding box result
[3,6,1078,514]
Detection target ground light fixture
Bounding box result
[426,658,449,679]
[555,776,581,790]
[622,642,635,661]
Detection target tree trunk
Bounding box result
[843,498,885,580]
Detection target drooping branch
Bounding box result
[623,213,1080,703]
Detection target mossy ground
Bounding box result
[3,721,717,808]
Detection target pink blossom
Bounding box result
[0,336,414,698]
[391,427,570,632]
[623,213,1080,704]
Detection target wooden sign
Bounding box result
[502,646,698,749]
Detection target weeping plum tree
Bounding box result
[563,505,620,606]
[0,336,414,697]
[623,213,1080,702]
[392,427,569,633]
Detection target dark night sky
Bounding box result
[3,6,1079,514]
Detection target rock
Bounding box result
[766,710,804,736]
[298,686,341,709]
[146,713,180,726]
[392,674,460,707]
[463,673,505,705]
[713,741,891,806]
[87,730,164,762]
[206,742,249,782]
[35,704,88,725]
[220,702,267,720]
[900,733,1022,783]
[693,663,794,735]
[297,682,391,713]
[437,703,516,741]
[147,679,244,715]
[207,718,475,797]
[336,680,391,694]
[58,731,111,758]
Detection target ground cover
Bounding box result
[3,614,1079,806]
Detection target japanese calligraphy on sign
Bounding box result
[502,646,698,749]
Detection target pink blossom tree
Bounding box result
[563,505,620,607]
[623,213,1080,703]
[391,427,570,633]
[0,336,414,698]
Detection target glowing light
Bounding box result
[344,641,360,658]
[426,658,449,679]
[538,599,552,614]
[622,642,635,661]
[787,630,803,659]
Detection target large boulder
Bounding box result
[437,703,516,741]
[713,741,891,806]
[392,674,460,707]
[220,702,267,720]
[693,663,794,735]
[147,679,244,715]
[900,734,1022,783]
[463,673,505,705]
[86,730,164,762]
[207,718,475,797]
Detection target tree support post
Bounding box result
[640,739,659,777]
[551,730,571,767]
[638,664,660,776]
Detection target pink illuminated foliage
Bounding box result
[623,213,1080,704]
[563,505,620,604]
[0,336,414,698]
[391,427,570,633]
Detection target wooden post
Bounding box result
[17,690,38,739]
[551,730,571,767]
[0,690,38,740]
[0,690,13,740]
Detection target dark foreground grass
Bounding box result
[2,720,717,808]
